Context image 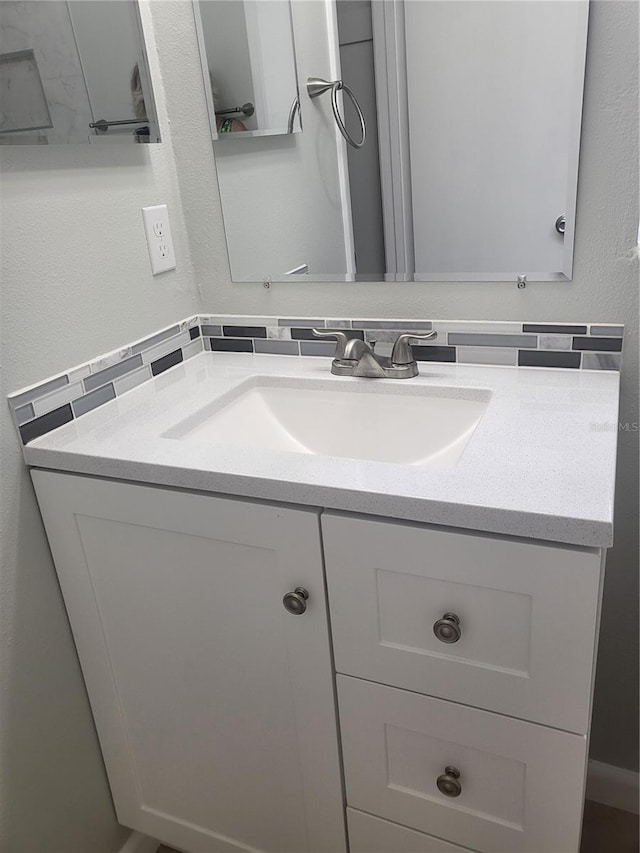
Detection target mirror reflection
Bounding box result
[0,1,159,144]
[196,0,589,283]
[195,0,301,138]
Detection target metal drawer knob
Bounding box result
[433,612,461,644]
[436,765,462,798]
[283,587,309,615]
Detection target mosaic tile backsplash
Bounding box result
[8,314,624,445]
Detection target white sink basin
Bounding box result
[164,377,491,467]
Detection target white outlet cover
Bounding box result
[142,204,176,275]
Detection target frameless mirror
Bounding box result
[0,0,160,144]
[195,0,300,139]
[196,0,589,283]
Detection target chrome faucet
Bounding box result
[312,328,437,379]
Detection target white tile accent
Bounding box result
[67,363,92,384]
[142,331,191,365]
[182,338,204,360]
[32,381,84,417]
[267,326,292,340]
[113,365,152,396]
[539,335,572,350]
[90,347,133,373]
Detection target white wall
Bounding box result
[185,0,639,771]
[0,3,203,850]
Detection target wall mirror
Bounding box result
[0,1,160,144]
[195,0,589,283]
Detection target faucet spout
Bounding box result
[351,350,388,378]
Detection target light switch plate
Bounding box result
[142,204,176,274]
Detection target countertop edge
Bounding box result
[24,446,612,550]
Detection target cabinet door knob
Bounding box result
[283,587,309,615]
[433,612,461,643]
[436,765,462,797]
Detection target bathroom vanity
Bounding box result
[23,350,619,853]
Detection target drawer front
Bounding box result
[323,512,602,732]
[347,808,472,852]
[338,676,587,853]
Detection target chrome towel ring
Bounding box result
[306,77,366,149]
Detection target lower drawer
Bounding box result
[338,675,587,853]
[347,808,472,852]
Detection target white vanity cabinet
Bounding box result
[32,470,605,853]
[31,471,346,853]
[323,512,603,853]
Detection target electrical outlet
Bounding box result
[142,204,176,274]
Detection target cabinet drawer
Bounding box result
[323,512,602,732]
[347,808,472,852]
[338,676,587,853]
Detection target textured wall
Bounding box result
[0,3,200,851]
[183,0,640,770]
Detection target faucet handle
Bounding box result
[312,328,350,359]
[391,331,437,365]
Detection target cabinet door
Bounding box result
[339,676,587,853]
[323,511,602,732]
[32,471,345,853]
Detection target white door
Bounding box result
[32,471,346,853]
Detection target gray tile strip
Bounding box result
[131,325,181,355]
[582,353,622,371]
[590,325,624,336]
[181,338,204,360]
[14,403,35,425]
[433,321,520,334]
[523,323,588,334]
[32,381,84,417]
[413,345,456,362]
[518,351,581,369]
[457,346,517,366]
[84,354,144,392]
[72,384,116,417]
[113,365,152,395]
[278,318,326,328]
[210,338,254,353]
[19,404,74,445]
[8,313,625,446]
[151,348,183,377]
[573,336,623,352]
[10,374,69,409]
[300,341,336,356]
[449,333,538,348]
[254,340,300,355]
[355,320,433,331]
[223,325,267,338]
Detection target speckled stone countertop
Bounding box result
[22,352,620,548]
